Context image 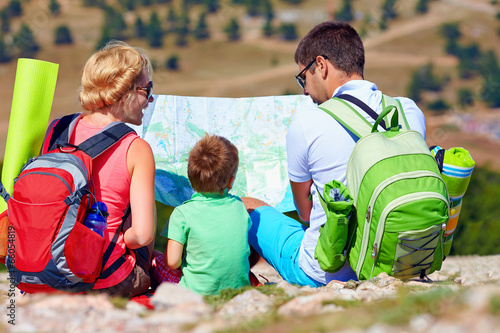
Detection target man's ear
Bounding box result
[316,55,329,79]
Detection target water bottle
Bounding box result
[84,202,109,237]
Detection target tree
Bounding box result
[406,63,445,103]
[426,98,450,112]
[224,17,240,41]
[135,16,147,38]
[415,0,429,14]
[49,0,61,16]
[13,24,40,58]
[262,18,273,37]
[280,22,297,41]
[102,6,127,40]
[0,9,10,34]
[335,0,353,22]
[193,12,209,40]
[457,43,481,79]
[245,0,259,17]
[83,0,105,7]
[205,0,218,13]
[457,88,474,107]
[166,7,177,32]
[147,12,164,48]
[280,0,303,4]
[119,0,136,11]
[381,0,398,20]
[440,22,461,41]
[165,54,179,70]
[175,10,190,46]
[54,25,73,44]
[0,35,11,63]
[7,0,22,17]
[262,0,274,20]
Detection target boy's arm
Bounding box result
[165,239,183,269]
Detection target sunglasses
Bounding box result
[137,81,153,99]
[295,55,328,89]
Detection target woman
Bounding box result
[66,41,156,297]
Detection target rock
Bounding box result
[276,280,303,297]
[218,289,273,321]
[326,280,346,290]
[151,282,205,310]
[277,292,341,317]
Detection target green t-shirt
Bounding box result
[161,190,252,295]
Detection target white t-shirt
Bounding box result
[286,80,427,284]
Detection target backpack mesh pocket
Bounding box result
[392,224,444,279]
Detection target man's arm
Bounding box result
[290,179,313,223]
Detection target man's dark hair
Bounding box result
[294,21,365,78]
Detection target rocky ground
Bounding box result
[1,255,500,333]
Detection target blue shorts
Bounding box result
[249,206,322,287]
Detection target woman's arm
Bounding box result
[164,239,183,269]
[124,137,156,249]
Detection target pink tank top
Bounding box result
[71,117,138,289]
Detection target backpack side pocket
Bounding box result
[314,180,354,273]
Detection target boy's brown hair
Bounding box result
[188,134,239,193]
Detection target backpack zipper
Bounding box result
[355,170,448,277]
[35,154,89,179]
[16,171,73,195]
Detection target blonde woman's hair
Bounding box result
[79,40,153,114]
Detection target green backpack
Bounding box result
[317,94,449,280]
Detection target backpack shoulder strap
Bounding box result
[41,113,81,154]
[76,122,136,159]
[318,95,384,141]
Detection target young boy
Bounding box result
[152,134,252,295]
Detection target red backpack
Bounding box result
[0,113,134,293]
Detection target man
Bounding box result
[243,21,426,286]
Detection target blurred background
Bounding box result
[0,0,499,254]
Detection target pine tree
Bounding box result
[263,18,273,37]
[262,0,274,20]
[165,54,179,70]
[147,12,164,48]
[119,0,136,11]
[135,16,147,38]
[245,0,259,17]
[280,23,297,41]
[0,35,11,63]
[54,25,73,44]
[175,10,190,46]
[205,0,218,13]
[0,9,10,34]
[415,0,429,14]
[49,0,61,16]
[194,12,209,40]
[224,17,240,41]
[8,0,22,17]
[166,7,177,33]
[13,24,40,58]
[335,0,353,22]
[103,6,127,40]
